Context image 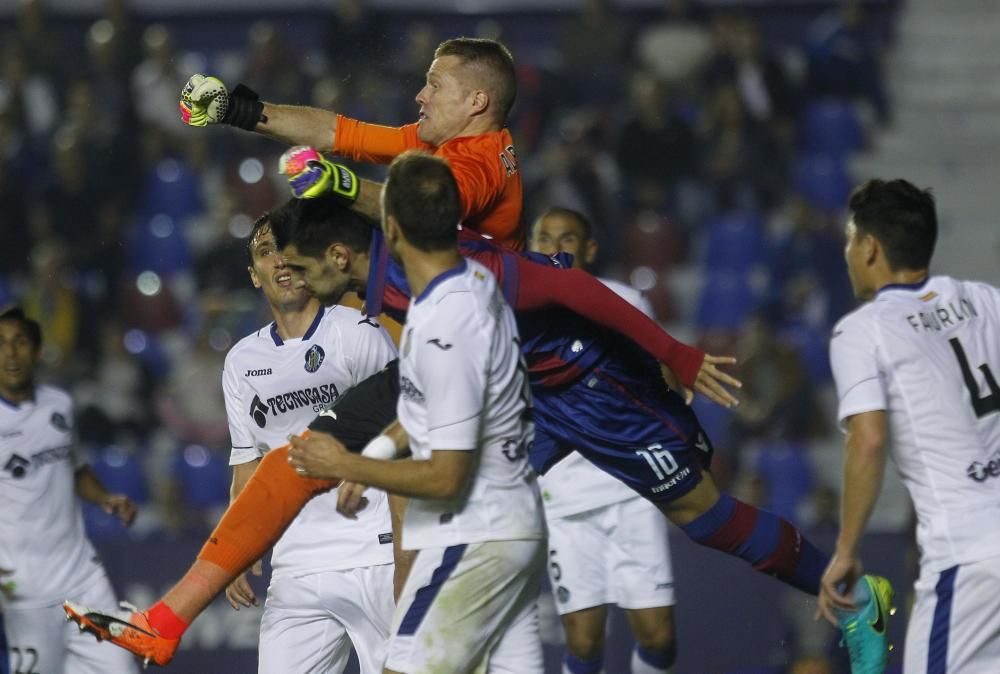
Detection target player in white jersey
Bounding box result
[530,208,676,674]
[818,179,1000,673]
[287,151,546,674]
[0,307,138,674]
[221,213,399,674]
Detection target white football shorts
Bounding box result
[384,539,545,674]
[1,571,137,674]
[903,555,1000,674]
[258,563,395,674]
[545,497,675,615]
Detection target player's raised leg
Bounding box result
[658,465,893,671]
[64,350,404,666]
[63,442,338,666]
[661,472,828,594]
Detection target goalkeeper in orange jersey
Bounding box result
[179,37,525,250]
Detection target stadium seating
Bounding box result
[800,98,865,159]
[695,270,761,332]
[91,445,149,503]
[173,444,230,510]
[782,322,833,383]
[702,210,767,273]
[793,152,854,214]
[82,446,149,541]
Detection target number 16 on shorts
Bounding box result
[637,444,679,480]
[635,443,695,499]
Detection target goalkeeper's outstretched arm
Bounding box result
[258,103,340,151]
[179,74,341,150]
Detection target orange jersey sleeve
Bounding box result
[332,115,431,164]
[436,129,525,250]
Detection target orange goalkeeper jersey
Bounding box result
[332,115,524,250]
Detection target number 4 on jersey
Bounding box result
[950,337,1000,417]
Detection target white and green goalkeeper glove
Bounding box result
[179,74,265,130]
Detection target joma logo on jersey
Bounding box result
[245,368,272,377]
[4,454,30,479]
[967,459,1000,482]
[249,383,341,428]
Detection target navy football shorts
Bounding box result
[530,366,714,504]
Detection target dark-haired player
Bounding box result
[0,307,138,674]
[819,179,1000,673]
[220,215,398,674]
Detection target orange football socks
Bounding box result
[152,440,338,629]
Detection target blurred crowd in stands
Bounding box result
[0,0,905,563]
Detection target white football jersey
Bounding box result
[224,304,398,576]
[539,279,653,518]
[0,386,105,608]
[396,260,545,550]
[831,275,1000,571]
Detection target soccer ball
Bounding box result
[279,146,323,176]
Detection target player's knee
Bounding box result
[634,623,675,658]
[631,609,676,657]
[564,624,605,661]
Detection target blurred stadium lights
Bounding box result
[136,270,163,297]
[629,265,657,292]
[208,327,233,352]
[149,214,175,239]
[228,213,254,239]
[123,329,149,354]
[156,159,182,184]
[182,444,211,467]
[238,157,264,185]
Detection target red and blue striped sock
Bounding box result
[679,493,828,594]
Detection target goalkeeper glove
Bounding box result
[179,74,265,131]
[279,146,359,204]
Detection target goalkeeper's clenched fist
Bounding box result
[179,74,265,130]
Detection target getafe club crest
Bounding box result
[304,344,326,373]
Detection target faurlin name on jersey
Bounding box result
[905,295,979,334]
[249,382,341,428]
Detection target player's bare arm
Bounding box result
[388,495,416,601]
[225,459,263,610]
[74,465,137,526]
[817,409,888,625]
[180,75,338,149]
[181,80,383,221]
[257,103,340,150]
[336,419,411,517]
[288,430,474,500]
